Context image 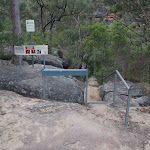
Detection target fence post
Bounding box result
[113,71,117,105]
[43,55,45,69]
[19,56,22,70]
[125,87,132,127]
[42,76,46,99]
[85,75,88,105]
[102,80,104,101]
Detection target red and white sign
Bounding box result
[26,46,34,49]
[14,45,48,55]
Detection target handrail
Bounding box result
[103,70,116,80]
[116,70,130,89]
[102,70,132,127]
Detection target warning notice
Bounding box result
[15,45,48,55]
[26,20,35,32]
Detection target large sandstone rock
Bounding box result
[103,81,150,107]
[24,54,63,68]
[50,48,71,69]
[0,63,83,103]
[1,90,150,150]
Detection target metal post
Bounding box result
[30,32,34,68]
[42,76,46,99]
[85,75,88,105]
[43,55,45,69]
[102,80,104,101]
[19,56,21,70]
[125,88,132,127]
[113,72,117,105]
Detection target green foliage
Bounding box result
[0,0,24,56]
[0,53,15,60]
[82,23,114,83]
[32,29,49,45]
[0,0,149,84]
[81,20,150,83]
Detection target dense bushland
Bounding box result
[0,0,150,83]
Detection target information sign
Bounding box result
[26,20,35,32]
[14,45,48,55]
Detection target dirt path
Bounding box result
[0,90,150,150]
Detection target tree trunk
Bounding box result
[78,15,82,59]
[11,0,21,36]
[10,0,22,65]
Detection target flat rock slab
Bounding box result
[0,90,150,150]
[0,64,83,103]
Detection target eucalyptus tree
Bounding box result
[0,0,12,51]
[104,0,150,41]
[0,0,23,61]
[33,0,93,49]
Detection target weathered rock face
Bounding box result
[0,63,83,103]
[24,54,63,68]
[94,5,107,18]
[103,81,150,107]
[50,48,72,69]
[103,81,145,96]
[59,49,71,69]
[62,59,71,69]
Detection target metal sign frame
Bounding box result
[42,69,88,104]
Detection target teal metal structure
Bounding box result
[42,69,131,127]
[101,70,132,127]
[42,69,88,104]
[30,32,34,68]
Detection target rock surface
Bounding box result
[103,81,150,107]
[0,59,13,66]
[50,48,72,69]
[0,90,150,150]
[24,54,63,68]
[0,63,83,103]
[103,81,145,96]
[94,5,107,18]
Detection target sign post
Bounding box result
[26,20,35,68]
[30,32,34,68]
[19,56,21,69]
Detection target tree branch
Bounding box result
[113,18,150,42]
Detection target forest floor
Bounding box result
[0,90,150,150]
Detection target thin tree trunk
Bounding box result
[78,15,82,59]
[10,0,22,65]
[41,6,44,33]
[11,0,21,36]
[78,15,82,45]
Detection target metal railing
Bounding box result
[42,69,88,104]
[102,70,132,127]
